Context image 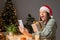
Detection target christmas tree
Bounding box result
[24,14,36,33]
[0,0,19,32]
[0,12,5,32]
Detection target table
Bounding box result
[6,34,33,40]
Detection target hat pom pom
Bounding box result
[51,16,53,18]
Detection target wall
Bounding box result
[0,0,60,40]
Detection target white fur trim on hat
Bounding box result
[40,6,50,13]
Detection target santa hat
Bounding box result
[40,5,53,18]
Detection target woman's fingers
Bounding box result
[25,28,28,32]
[18,26,30,36]
[18,26,24,33]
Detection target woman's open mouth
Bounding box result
[41,16,44,18]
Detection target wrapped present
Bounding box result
[31,21,43,33]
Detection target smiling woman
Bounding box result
[37,5,57,40]
[19,5,57,40]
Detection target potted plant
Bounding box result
[5,24,17,36]
[24,14,36,33]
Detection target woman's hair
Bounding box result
[40,12,51,21]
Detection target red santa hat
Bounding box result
[40,5,53,18]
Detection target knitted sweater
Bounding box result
[32,19,57,40]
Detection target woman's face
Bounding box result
[39,10,47,21]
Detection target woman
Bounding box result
[19,5,57,40]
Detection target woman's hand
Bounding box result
[18,26,29,35]
[18,26,32,37]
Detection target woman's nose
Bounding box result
[41,13,43,16]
